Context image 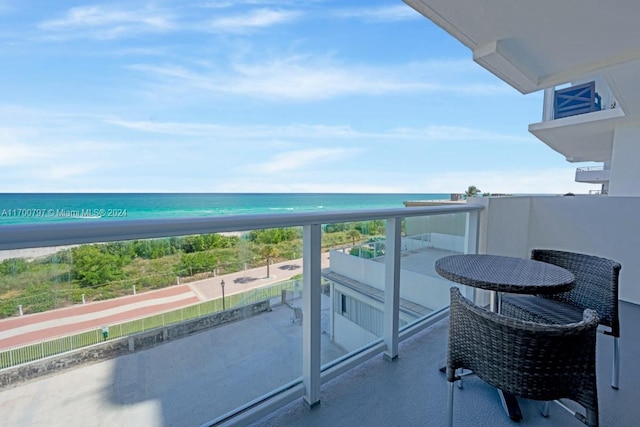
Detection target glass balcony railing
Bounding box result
[0,204,482,425]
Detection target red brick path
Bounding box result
[0,285,199,349]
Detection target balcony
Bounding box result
[529,81,624,163]
[575,166,610,188]
[0,197,639,426]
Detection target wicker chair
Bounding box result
[447,287,600,427]
[501,249,621,389]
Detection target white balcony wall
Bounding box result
[401,234,464,252]
[471,196,640,304]
[330,249,385,289]
[404,213,465,238]
[333,305,379,352]
[472,197,532,259]
[609,124,640,196]
[401,236,432,251]
[329,250,453,311]
[399,269,452,310]
[430,233,464,252]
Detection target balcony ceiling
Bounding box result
[403,0,640,95]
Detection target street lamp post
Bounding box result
[220,279,226,310]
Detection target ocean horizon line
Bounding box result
[0,193,453,226]
[0,191,455,195]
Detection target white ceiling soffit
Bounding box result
[403,0,640,94]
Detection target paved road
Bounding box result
[0,253,331,349]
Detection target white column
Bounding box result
[383,217,401,360]
[608,124,640,196]
[302,224,322,407]
[543,87,555,121]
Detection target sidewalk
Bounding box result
[0,253,330,349]
[188,253,330,300]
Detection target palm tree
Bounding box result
[347,229,361,246]
[260,245,279,278]
[464,185,481,199]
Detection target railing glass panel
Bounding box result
[0,230,305,424]
[0,205,482,425]
[322,220,388,358]
[398,212,473,333]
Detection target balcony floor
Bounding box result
[252,301,640,427]
[1,299,638,427]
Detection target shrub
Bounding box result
[71,245,128,287]
[247,228,301,244]
[0,258,29,276]
[178,251,218,276]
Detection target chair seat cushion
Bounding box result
[501,294,584,325]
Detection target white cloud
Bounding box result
[391,126,530,142]
[205,167,594,195]
[107,119,365,139]
[39,5,175,39]
[46,163,99,180]
[107,118,526,142]
[336,5,421,22]
[227,60,437,99]
[0,143,50,166]
[248,148,360,173]
[210,178,404,194]
[196,1,302,10]
[130,57,506,101]
[419,168,598,195]
[36,3,306,41]
[208,8,301,33]
[0,110,128,186]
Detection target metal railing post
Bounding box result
[465,208,481,303]
[302,223,321,408]
[383,217,402,360]
[465,210,480,255]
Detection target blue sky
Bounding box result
[0,1,598,194]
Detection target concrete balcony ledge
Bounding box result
[575,167,610,184]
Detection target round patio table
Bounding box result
[435,253,575,421]
[435,254,575,296]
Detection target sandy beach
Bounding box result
[0,231,247,263]
[0,246,77,262]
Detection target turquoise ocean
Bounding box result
[0,193,450,225]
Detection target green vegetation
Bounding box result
[247,227,300,244]
[71,244,129,287]
[347,229,361,245]
[464,185,481,199]
[0,223,384,319]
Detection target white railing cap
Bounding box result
[0,205,482,251]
